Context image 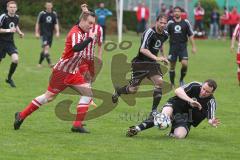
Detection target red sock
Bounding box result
[238,71,240,82]
[20,99,40,119]
[73,105,89,128]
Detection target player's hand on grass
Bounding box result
[189,99,202,110]
[208,118,220,127]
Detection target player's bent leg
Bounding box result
[126,117,155,137]
[150,75,163,111]
[112,85,139,103]
[169,62,176,88]
[161,105,173,118]
[179,60,188,86]
[44,45,53,67]
[6,53,19,87]
[14,91,57,130]
[173,126,188,139]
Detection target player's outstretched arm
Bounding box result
[175,87,202,110]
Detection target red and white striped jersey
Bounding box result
[233,24,240,53]
[82,24,103,60]
[54,25,86,74]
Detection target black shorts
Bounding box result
[168,43,188,62]
[129,58,163,87]
[162,101,191,136]
[0,42,18,60]
[41,35,53,47]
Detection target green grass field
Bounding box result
[0,32,240,160]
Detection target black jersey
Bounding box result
[0,13,19,42]
[166,19,193,44]
[37,10,58,37]
[168,82,217,127]
[135,27,168,62]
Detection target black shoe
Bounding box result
[14,112,24,130]
[126,126,138,137]
[112,87,120,103]
[71,126,90,133]
[6,79,16,88]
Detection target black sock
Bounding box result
[169,70,175,85]
[152,88,162,111]
[138,119,155,131]
[8,62,18,80]
[45,53,51,64]
[39,52,45,64]
[180,66,187,81]
[117,85,129,95]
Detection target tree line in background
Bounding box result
[0,0,222,32]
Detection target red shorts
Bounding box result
[79,59,95,77]
[237,53,240,64]
[47,69,86,94]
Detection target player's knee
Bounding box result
[128,86,139,93]
[44,92,57,102]
[174,128,187,139]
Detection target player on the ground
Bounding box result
[231,23,240,86]
[14,11,97,133]
[166,6,196,87]
[0,1,24,88]
[112,14,169,113]
[127,79,220,139]
[35,1,60,68]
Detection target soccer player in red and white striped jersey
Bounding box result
[80,4,103,80]
[14,11,97,133]
[231,23,240,86]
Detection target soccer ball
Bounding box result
[153,113,171,130]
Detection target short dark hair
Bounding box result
[79,11,95,21]
[174,6,182,11]
[204,79,217,92]
[156,14,167,21]
[7,1,17,7]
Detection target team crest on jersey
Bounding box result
[46,16,52,23]
[9,22,15,29]
[174,25,182,33]
[153,40,161,49]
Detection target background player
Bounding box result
[35,1,60,68]
[231,22,240,86]
[127,79,220,139]
[167,6,196,87]
[14,11,97,133]
[112,14,169,113]
[0,1,24,87]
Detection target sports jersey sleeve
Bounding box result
[140,29,154,49]
[0,14,6,27]
[36,11,43,24]
[185,19,194,36]
[53,11,58,25]
[71,32,84,47]
[207,98,216,119]
[233,24,240,37]
[166,20,173,33]
[182,81,201,94]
